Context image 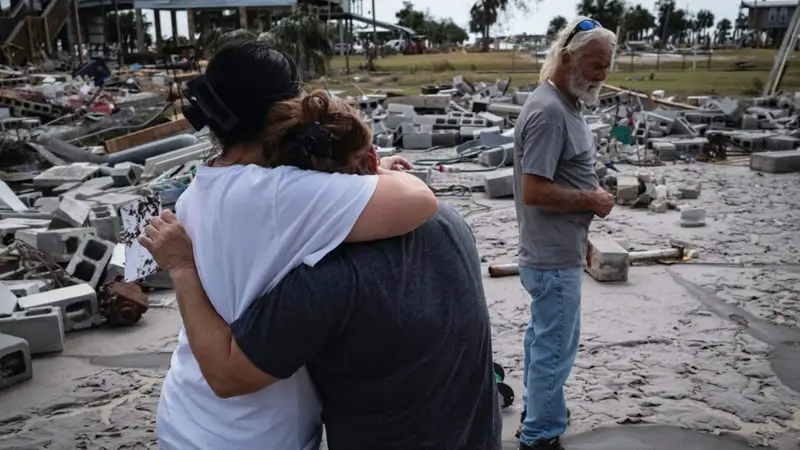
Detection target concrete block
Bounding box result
[716,97,744,122]
[81,176,114,190]
[375,133,395,148]
[91,193,143,212]
[478,144,513,167]
[430,129,459,147]
[482,168,515,198]
[750,150,800,173]
[0,307,64,354]
[679,182,701,199]
[478,111,505,128]
[414,114,449,127]
[16,191,42,208]
[402,132,433,150]
[110,163,143,187]
[50,197,92,228]
[680,208,706,227]
[15,227,96,263]
[586,237,630,282]
[672,137,708,157]
[66,236,115,288]
[104,243,126,282]
[448,112,477,119]
[89,204,120,243]
[648,199,668,213]
[0,333,32,389]
[375,147,396,158]
[616,176,639,202]
[33,197,60,214]
[33,163,100,188]
[652,141,679,161]
[0,284,17,316]
[0,218,50,245]
[0,280,47,297]
[741,114,759,130]
[18,284,98,332]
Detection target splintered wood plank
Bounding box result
[104,117,192,154]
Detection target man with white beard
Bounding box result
[511,17,617,450]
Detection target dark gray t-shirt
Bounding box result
[231,204,501,450]
[513,82,599,269]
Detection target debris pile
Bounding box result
[0,105,213,391]
[3,67,800,391]
[337,74,800,217]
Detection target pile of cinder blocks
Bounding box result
[0,137,208,391]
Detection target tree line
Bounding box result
[550,0,742,47]
[396,0,744,52]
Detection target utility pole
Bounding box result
[113,0,122,66]
[371,0,377,63]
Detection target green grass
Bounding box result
[317,49,800,98]
[330,48,784,73]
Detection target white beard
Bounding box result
[566,67,602,106]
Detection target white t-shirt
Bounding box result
[156,164,379,450]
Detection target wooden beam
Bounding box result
[104,118,192,154]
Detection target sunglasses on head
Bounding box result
[563,19,602,50]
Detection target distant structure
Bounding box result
[740,0,798,48]
[2,0,413,66]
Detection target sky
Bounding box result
[145,0,744,41]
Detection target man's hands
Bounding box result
[138,210,196,277]
[379,155,413,171]
[591,187,615,218]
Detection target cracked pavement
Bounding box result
[1,161,799,449]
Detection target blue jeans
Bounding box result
[519,267,583,444]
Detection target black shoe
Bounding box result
[519,437,564,450]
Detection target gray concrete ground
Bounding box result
[1,159,799,449]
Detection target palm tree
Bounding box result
[695,9,715,46]
[716,18,732,45]
[576,0,625,35]
[200,4,333,80]
[547,16,567,40]
[469,0,501,52]
[624,5,656,41]
[258,4,333,79]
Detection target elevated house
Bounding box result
[1,0,393,66]
[740,0,800,48]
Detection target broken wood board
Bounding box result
[119,194,162,282]
[104,117,192,154]
[603,84,699,110]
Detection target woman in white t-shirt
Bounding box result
[156,42,438,450]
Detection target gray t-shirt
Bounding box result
[513,82,599,270]
[231,204,502,450]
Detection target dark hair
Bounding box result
[188,40,301,149]
[263,90,373,174]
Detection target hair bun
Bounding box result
[296,121,333,159]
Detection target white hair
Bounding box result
[539,16,617,81]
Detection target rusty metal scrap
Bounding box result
[7,240,71,287]
[98,278,149,327]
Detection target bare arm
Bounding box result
[521,174,598,213]
[170,268,276,398]
[345,168,438,243]
[140,212,276,399]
